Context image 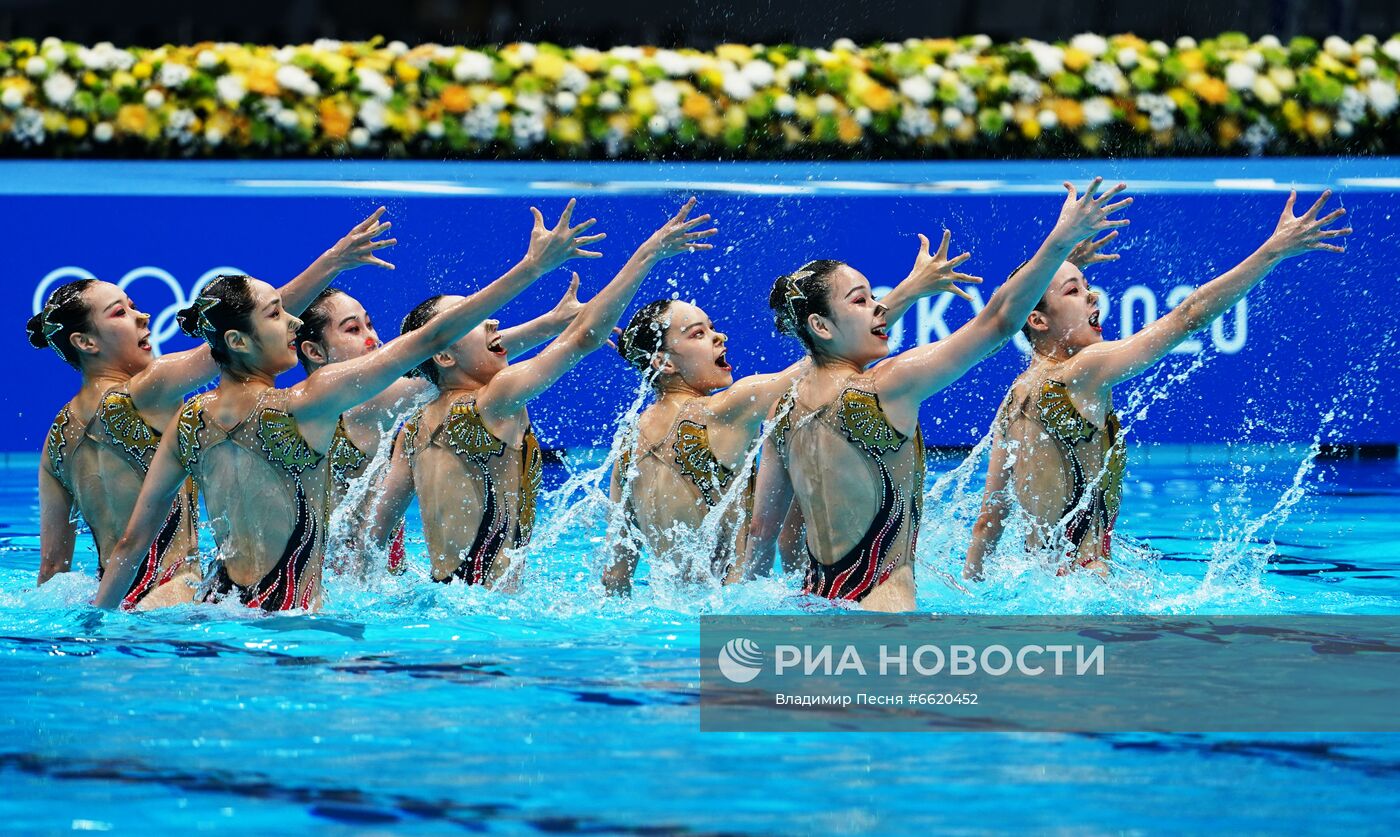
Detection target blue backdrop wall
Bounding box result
[7,159,1397,452]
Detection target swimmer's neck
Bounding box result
[1031,343,1078,364]
[79,369,133,396]
[655,380,708,401]
[812,355,867,377]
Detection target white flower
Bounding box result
[833,38,857,52]
[357,99,388,133]
[1252,77,1281,106]
[1355,36,1377,57]
[166,108,197,142]
[941,106,963,128]
[515,92,546,114]
[1150,40,1169,56]
[1082,96,1113,128]
[78,43,133,71]
[654,50,692,78]
[609,64,631,84]
[741,59,775,89]
[854,106,872,126]
[197,49,219,70]
[1149,109,1174,132]
[1,87,24,110]
[216,73,246,105]
[143,88,165,109]
[816,94,838,115]
[782,60,807,81]
[1070,33,1109,57]
[648,114,669,135]
[11,108,44,145]
[608,46,641,62]
[946,53,974,71]
[1024,41,1064,77]
[1116,47,1139,68]
[1008,72,1041,103]
[1242,50,1265,70]
[899,75,934,105]
[1258,35,1282,50]
[275,64,320,97]
[260,96,283,117]
[387,40,409,56]
[721,72,754,100]
[1175,37,1197,50]
[349,126,370,148]
[1358,57,1378,78]
[452,51,494,82]
[1336,119,1354,137]
[1324,36,1353,60]
[313,39,344,52]
[970,34,992,51]
[512,110,546,147]
[273,47,295,63]
[554,91,578,113]
[514,43,539,64]
[93,121,114,142]
[42,73,76,107]
[559,66,590,93]
[159,62,191,88]
[774,94,796,115]
[25,56,48,77]
[999,101,1014,118]
[651,80,681,111]
[1384,39,1400,63]
[426,120,444,139]
[1037,109,1058,129]
[205,127,224,146]
[487,90,508,110]
[463,104,498,140]
[276,109,300,130]
[1366,79,1398,117]
[1086,61,1127,94]
[1225,62,1257,91]
[598,90,622,112]
[1340,86,1367,122]
[1242,118,1276,155]
[357,67,394,101]
[898,106,934,137]
[44,44,67,66]
[1268,66,1296,90]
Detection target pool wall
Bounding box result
[6,158,1397,449]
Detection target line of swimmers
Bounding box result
[27,181,1349,613]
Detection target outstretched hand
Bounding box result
[1054,178,1132,245]
[643,197,719,261]
[1067,230,1121,270]
[548,272,585,325]
[1265,190,1351,259]
[905,229,982,302]
[324,206,398,272]
[526,198,608,272]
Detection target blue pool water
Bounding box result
[2,438,1398,833]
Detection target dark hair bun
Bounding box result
[175,303,204,338]
[26,312,49,349]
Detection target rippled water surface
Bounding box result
[2,448,1399,834]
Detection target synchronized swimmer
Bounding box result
[26,181,1349,613]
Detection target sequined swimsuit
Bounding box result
[402,394,542,585]
[1033,379,1124,565]
[774,378,925,602]
[177,388,328,611]
[44,387,199,609]
[326,419,407,573]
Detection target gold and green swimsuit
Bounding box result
[44,386,199,609]
[774,377,925,602]
[402,394,542,584]
[176,388,327,610]
[1033,379,1125,565]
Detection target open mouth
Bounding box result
[871,323,889,341]
[715,350,731,371]
[1089,309,1102,332]
[488,336,506,356]
[137,334,151,351]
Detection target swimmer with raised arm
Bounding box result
[93,201,603,610]
[744,178,1131,612]
[294,278,585,573]
[368,199,716,588]
[30,210,395,609]
[963,191,1349,579]
[600,230,978,594]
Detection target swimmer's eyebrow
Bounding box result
[338,315,361,327]
[683,320,705,332]
[102,299,125,312]
[845,285,869,300]
[264,297,282,313]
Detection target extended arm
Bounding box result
[875,179,1131,409]
[708,359,807,428]
[36,464,76,585]
[292,201,605,423]
[93,423,190,608]
[878,230,983,322]
[601,457,644,596]
[963,427,1014,581]
[499,274,583,358]
[481,199,716,418]
[735,430,796,583]
[131,208,398,407]
[1076,191,1350,389]
[366,430,416,552]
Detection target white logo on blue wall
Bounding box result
[32,266,245,356]
[718,637,764,683]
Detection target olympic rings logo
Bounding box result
[32,265,245,356]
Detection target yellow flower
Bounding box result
[715,44,753,65]
[533,52,566,82]
[700,114,724,138]
[681,92,713,120]
[1063,47,1091,72]
[552,116,584,145]
[394,60,420,83]
[1217,117,1241,146]
[1179,50,1205,72]
[116,104,149,135]
[132,62,153,80]
[319,100,351,139]
[723,104,747,129]
[853,76,894,111]
[1050,98,1085,130]
[1190,76,1229,105]
[837,115,862,144]
[573,51,602,73]
[67,117,88,138]
[440,84,472,114]
[1305,109,1332,139]
[1020,118,1041,139]
[320,53,352,79]
[629,88,657,117]
[82,71,99,87]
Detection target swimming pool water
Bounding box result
[1,447,1398,834]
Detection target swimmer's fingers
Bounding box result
[934,229,952,260]
[555,197,578,229]
[1100,197,1133,215]
[1311,242,1346,253]
[1281,190,1298,217]
[678,212,713,232]
[1099,216,1131,230]
[951,272,983,285]
[685,242,715,252]
[529,206,546,230]
[1093,182,1127,204]
[1303,189,1333,221]
[672,196,698,223]
[1062,180,1078,202]
[574,233,608,247]
[947,286,976,303]
[915,233,931,260]
[606,326,624,351]
[365,255,396,270]
[1313,226,1353,242]
[1081,176,1104,201]
[944,250,972,271]
[366,237,398,251]
[353,206,387,233]
[684,227,719,240]
[1315,207,1348,227]
[569,216,599,236]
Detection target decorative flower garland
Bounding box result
[1,34,1397,159]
